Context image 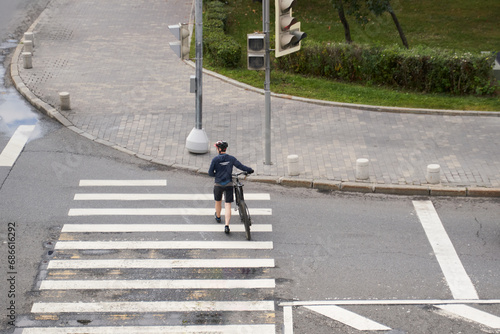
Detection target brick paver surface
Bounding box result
[16,0,500,188]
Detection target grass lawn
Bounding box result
[203,0,500,111]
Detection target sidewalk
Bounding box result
[10,0,500,197]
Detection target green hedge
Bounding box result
[275,43,497,96]
[203,2,241,68]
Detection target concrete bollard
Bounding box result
[22,52,32,69]
[356,158,369,180]
[426,164,441,184]
[287,154,300,176]
[59,92,71,110]
[24,40,33,53]
[24,32,35,47]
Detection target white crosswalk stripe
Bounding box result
[61,223,273,233]
[68,207,272,216]
[20,179,276,333]
[21,325,277,334]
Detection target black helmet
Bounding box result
[215,140,228,151]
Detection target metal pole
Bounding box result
[185,0,209,154]
[263,0,272,165]
[195,0,203,130]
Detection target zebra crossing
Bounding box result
[18,179,276,333]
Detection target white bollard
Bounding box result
[287,154,300,176]
[426,164,441,184]
[24,40,33,53]
[59,92,71,110]
[356,158,370,180]
[22,52,32,69]
[24,32,35,47]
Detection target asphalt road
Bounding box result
[0,114,498,333]
[1,1,499,333]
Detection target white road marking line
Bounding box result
[0,125,36,167]
[31,301,275,313]
[283,306,294,334]
[47,258,275,269]
[74,193,270,200]
[304,305,391,331]
[79,180,167,186]
[68,208,272,216]
[54,240,273,250]
[61,223,273,233]
[413,200,479,300]
[279,300,500,306]
[39,279,276,290]
[20,325,277,333]
[436,304,500,329]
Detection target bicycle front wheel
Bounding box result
[238,199,251,241]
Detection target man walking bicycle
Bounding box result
[208,141,254,234]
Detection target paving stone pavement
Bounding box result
[10,0,500,195]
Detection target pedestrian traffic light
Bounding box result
[168,23,190,59]
[247,33,266,70]
[275,0,307,58]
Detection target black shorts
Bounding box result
[214,184,234,203]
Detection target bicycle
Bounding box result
[233,171,251,240]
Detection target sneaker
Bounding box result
[215,213,221,223]
[224,225,230,234]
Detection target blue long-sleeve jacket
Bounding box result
[208,154,253,185]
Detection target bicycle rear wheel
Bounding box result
[238,199,251,241]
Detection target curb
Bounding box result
[187,61,500,117]
[9,11,500,198]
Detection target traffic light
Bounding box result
[275,0,307,57]
[168,23,190,59]
[247,33,266,70]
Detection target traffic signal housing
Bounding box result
[247,33,266,70]
[275,0,307,57]
[168,23,190,59]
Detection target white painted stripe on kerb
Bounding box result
[0,125,36,167]
[31,301,275,313]
[436,304,500,329]
[39,279,276,290]
[305,305,391,331]
[20,325,277,334]
[68,208,272,216]
[413,200,479,300]
[79,179,167,186]
[47,258,275,269]
[61,224,273,233]
[74,193,270,200]
[54,240,273,250]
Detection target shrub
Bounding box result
[276,42,497,96]
[203,1,241,68]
